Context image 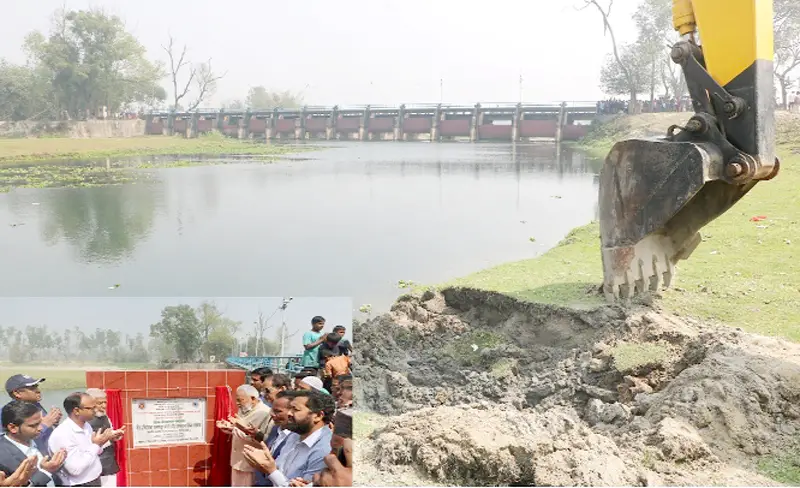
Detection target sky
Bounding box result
[0,296,352,356]
[0,0,640,107]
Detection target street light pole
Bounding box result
[279,297,293,357]
[519,74,523,103]
[440,78,443,103]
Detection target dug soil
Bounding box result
[353,288,800,486]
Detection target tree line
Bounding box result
[0,301,281,365]
[0,7,303,121]
[587,0,800,111]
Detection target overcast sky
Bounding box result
[0,297,352,355]
[0,0,640,107]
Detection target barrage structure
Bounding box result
[146,102,599,142]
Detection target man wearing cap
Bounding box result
[296,377,330,396]
[4,375,61,454]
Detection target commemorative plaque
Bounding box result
[131,398,206,448]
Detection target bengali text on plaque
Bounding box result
[131,398,206,448]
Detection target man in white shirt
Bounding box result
[48,393,123,487]
[0,400,67,486]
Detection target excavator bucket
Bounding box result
[598,136,757,302]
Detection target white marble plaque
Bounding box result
[131,398,206,447]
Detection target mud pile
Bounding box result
[353,288,800,486]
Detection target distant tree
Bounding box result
[150,304,202,363]
[196,301,240,361]
[24,8,165,119]
[775,0,800,108]
[582,0,639,112]
[162,34,225,111]
[599,42,652,106]
[245,86,304,110]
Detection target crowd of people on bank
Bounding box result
[0,316,353,487]
[219,316,353,487]
[596,97,689,115]
[0,377,123,487]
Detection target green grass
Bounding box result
[757,448,800,485]
[444,224,606,308]
[0,132,306,163]
[0,362,156,390]
[441,114,800,343]
[609,342,669,373]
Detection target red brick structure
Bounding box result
[86,369,246,487]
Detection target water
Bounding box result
[0,142,600,315]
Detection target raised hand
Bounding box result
[1,455,37,486]
[92,428,108,445]
[313,439,352,487]
[229,416,256,436]
[242,442,276,474]
[288,478,309,487]
[215,419,233,433]
[110,426,126,441]
[41,449,67,474]
[41,409,60,428]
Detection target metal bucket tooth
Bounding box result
[600,234,679,303]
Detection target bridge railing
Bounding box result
[225,355,304,375]
[147,101,602,116]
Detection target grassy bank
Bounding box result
[0,132,305,163]
[445,113,800,342]
[0,132,315,192]
[0,363,154,390]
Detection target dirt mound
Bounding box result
[353,288,800,486]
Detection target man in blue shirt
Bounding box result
[242,390,334,486]
[301,317,327,373]
[3,376,61,455]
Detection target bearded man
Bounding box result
[217,384,272,486]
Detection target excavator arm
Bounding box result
[598,0,779,301]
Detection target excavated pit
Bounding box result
[353,288,800,486]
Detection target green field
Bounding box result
[445,113,800,342]
[0,132,305,163]
[0,363,154,390]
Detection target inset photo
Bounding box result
[0,296,353,487]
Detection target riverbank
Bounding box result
[355,112,800,486]
[0,363,153,390]
[0,132,304,163]
[0,132,314,192]
[448,112,800,341]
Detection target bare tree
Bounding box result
[187,60,224,111]
[580,0,637,113]
[775,0,800,108]
[162,35,225,111]
[253,310,274,357]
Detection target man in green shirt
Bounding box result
[301,316,327,372]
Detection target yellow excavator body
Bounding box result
[598,0,779,301]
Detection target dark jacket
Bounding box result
[87,416,120,476]
[0,434,62,486]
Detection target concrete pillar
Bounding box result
[511,103,522,142]
[166,113,175,136]
[237,111,250,139]
[187,113,199,139]
[394,104,405,141]
[555,102,566,143]
[216,109,225,133]
[326,106,337,140]
[470,103,481,142]
[266,109,277,141]
[359,105,370,141]
[430,104,441,142]
[296,106,307,140]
